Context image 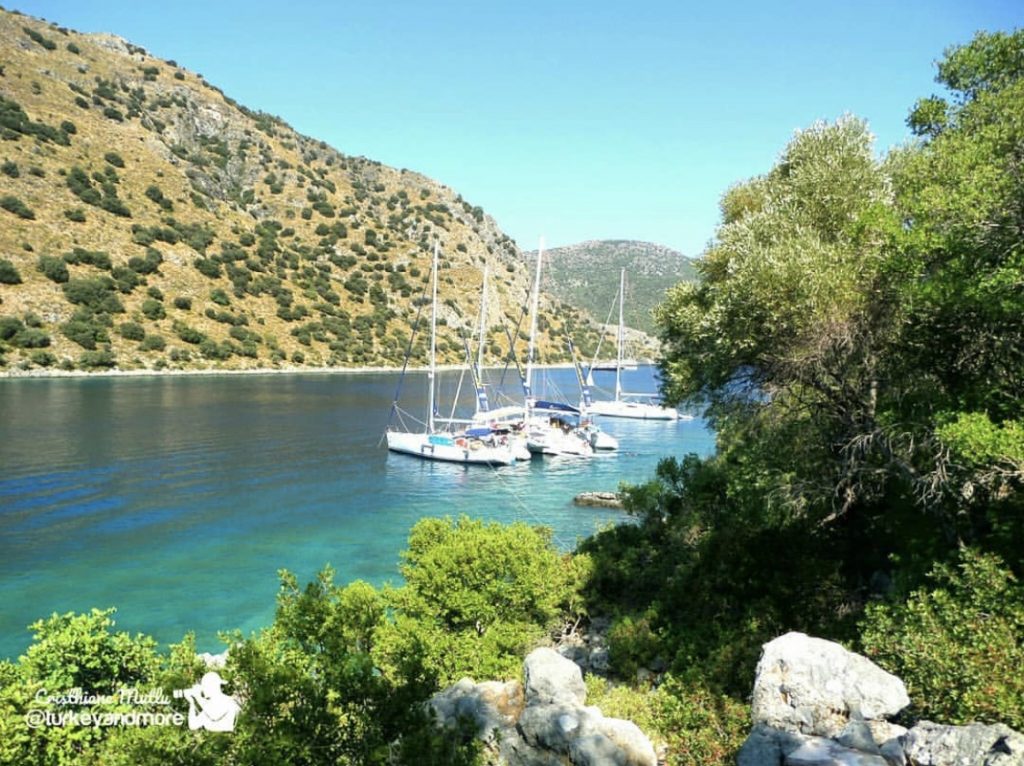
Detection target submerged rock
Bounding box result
[573,491,624,509]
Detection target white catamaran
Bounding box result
[385,243,517,466]
[587,269,684,421]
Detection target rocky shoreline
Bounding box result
[0,362,577,381]
[428,630,1024,765]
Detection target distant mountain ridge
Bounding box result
[524,240,696,334]
[0,9,608,373]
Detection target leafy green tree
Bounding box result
[657,115,900,524]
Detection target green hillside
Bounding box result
[524,239,696,334]
[0,9,608,373]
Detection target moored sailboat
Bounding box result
[587,269,684,421]
[385,243,517,466]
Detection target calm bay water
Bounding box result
[0,367,713,659]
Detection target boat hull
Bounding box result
[526,424,594,457]
[588,400,680,421]
[386,431,515,466]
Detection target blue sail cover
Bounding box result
[465,427,493,438]
[533,400,581,415]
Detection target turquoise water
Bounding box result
[0,367,713,659]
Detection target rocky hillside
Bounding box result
[0,9,607,373]
[524,240,696,334]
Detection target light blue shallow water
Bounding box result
[0,367,713,659]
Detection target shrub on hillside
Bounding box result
[30,350,57,367]
[63,248,112,270]
[173,322,205,345]
[141,299,166,321]
[0,195,35,220]
[10,327,50,349]
[0,258,23,284]
[78,349,117,369]
[140,334,165,351]
[62,277,124,314]
[37,254,69,283]
[118,322,145,341]
[61,313,109,350]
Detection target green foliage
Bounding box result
[1,160,18,178]
[861,549,1024,728]
[22,25,57,50]
[128,248,163,275]
[37,254,69,283]
[144,185,173,211]
[0,195,35,220]
[585,674,747,766]
[118,322,146,341]
[64,208,86,223]
[30,350,56,367]
[172,296,192,311]
[63,247,112,271]
[378,516,582,686]
[0,316,24,341]
[61,312,109,350]
[575,30,1024,738]
[0,95,69,145]
[0,608,161,766]
[78,349,117,369]
[66,166,130,217]
[0,258,23,284]
[173,321,205,345]
[9,327,50,349]
[140,334,165,351]
[103,151,125,168]
[62,277,124,314]
[141,299,166,321]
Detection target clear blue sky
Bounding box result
[11,1,1022,255]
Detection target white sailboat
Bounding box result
[522,239,595,457]
[386,243,517,466]
[587,269,684,421]
[467,265,532,461]
[568,339,619,450]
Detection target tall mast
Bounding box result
[427,240,439,433]
[473,264,489,414]
[616,268,624,402]
[525,237,544,399]
[477,264,488,374]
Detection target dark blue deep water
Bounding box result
[0,367,713,658]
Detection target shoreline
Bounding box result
[0,361,584,382]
